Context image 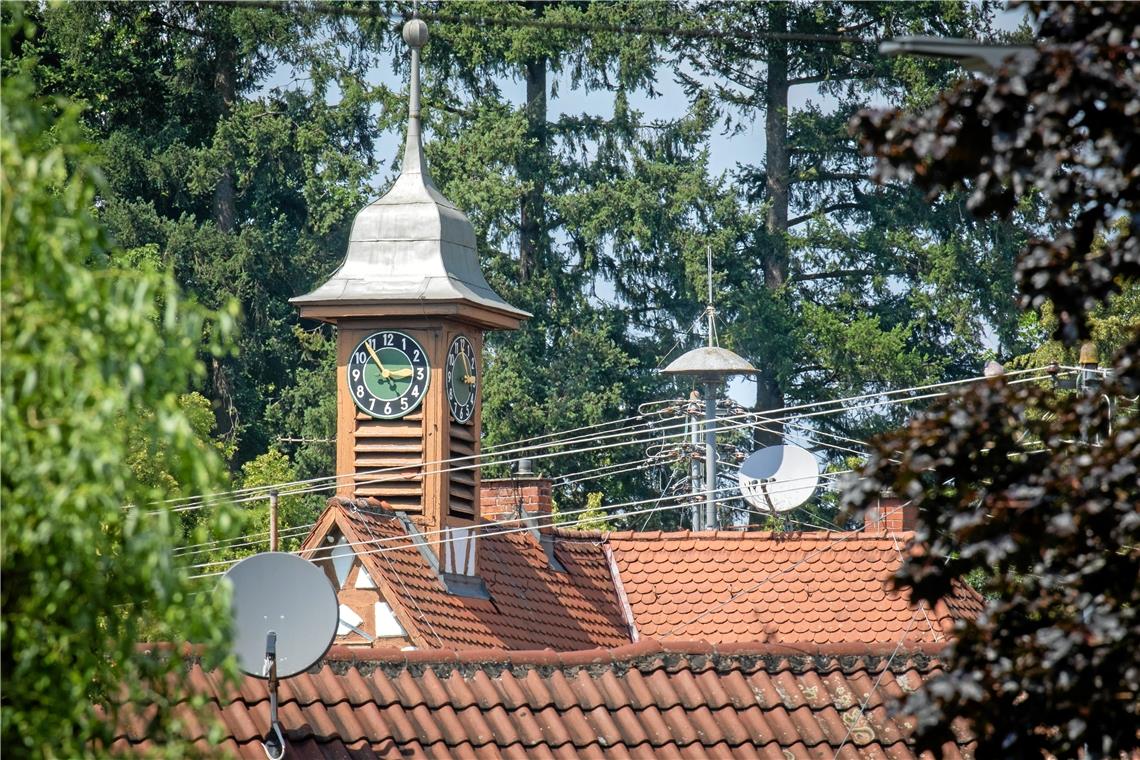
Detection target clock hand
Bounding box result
[387,367,414,379]
[460,353,476,385]
[363,342,391,380]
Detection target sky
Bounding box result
[275,3,1032,405]
[355,3,1031,187]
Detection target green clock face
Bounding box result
[445,335,477,424]
[347,331,430,419]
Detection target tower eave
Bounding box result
[291,294,529,331]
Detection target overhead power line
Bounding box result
[145,366,1058,517]
[202,0,875,46]
[187,473,842,578]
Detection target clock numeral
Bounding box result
[347,330,430,419]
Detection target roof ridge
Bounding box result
[594,529,916,542]
[322,638,947,670]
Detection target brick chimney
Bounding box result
[480,474,553,522]
[864,493,919,533]
[480,469,563,572]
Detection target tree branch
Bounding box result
[787,202,866,226]
[792,171,865,184]
[788,73,874,86]
[789,268,902,284]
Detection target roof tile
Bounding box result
[321,505,631,653]
[600,531,982,647]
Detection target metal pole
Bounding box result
[689,392,702,532]
[269,491,279,552]
[704,380,717,530]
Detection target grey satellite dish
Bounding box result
[221,552,338,679]
[738,444,819,512]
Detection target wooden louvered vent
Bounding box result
[353,408,424,512]
[448,422,476,518]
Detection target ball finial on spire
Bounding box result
[403,18,429,49]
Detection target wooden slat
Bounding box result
[449,482,475,501]
[351,487,424,499]
[355,469,421,483]
[450,470,475,487]
[354,441,423,454]
[354,455,423,469]
[450,424,475,443]
[360,493,422,511]
[356,420,422,439]
[356,409,424,422]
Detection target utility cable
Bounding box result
[151,368,1057,516]
[169,364,1056,554]
[186,474,835,578]
[149,409,677,510]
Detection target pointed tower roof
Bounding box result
[291,18,529,329]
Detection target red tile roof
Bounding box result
[301,502,983,652]
[314,501,630,651]
[111,640,973,759]
[575,529,982,645]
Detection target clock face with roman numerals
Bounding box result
[346,331,430,419]
[445,335,477,423]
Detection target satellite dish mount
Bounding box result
[220,552,339,760]
[262,631,284,759]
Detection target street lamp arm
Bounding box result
[879,35,1037,74]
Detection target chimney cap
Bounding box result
[1079,341,1099,367]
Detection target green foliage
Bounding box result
[419,1,698,511]
[0,43,237,757]
[9,0,389,466]
[555,491,612,532]
[1008,281,1140,371]
[675,1,1019,449]
[6,0,1053,541]
[849,2,1140,755]
[265,326,337,481]
[235,450,326,554]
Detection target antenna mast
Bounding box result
[702,246,718,528]
[661,246,756,530]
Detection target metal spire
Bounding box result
[401,16,431,180]
[705,245,717,348]
[290,14,529,328]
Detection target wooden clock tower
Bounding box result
[291,18,527,542]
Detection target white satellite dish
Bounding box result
[220,552,340,760]
[738,444,820,513]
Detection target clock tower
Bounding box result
[291,18,527,542]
